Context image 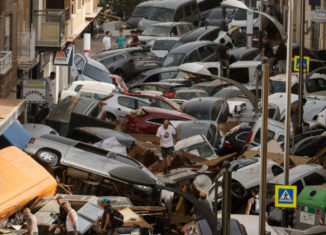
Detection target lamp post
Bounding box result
[109,166,224,235]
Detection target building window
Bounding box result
[5,16,10,51]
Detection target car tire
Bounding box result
[35,150,59,167]
[106,113,116,121]
[115,70,126,80]
[231,181,247,199]
[134,185,153,196]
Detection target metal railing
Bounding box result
[0,51,12,74]
[65,7,70,21]
[18,29,36,62]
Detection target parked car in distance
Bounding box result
[127,92,180,111]
[161,78,195,87]
[206,7,234,27]
[228,8,259,29]
[190,81,231,96]
[121,107,197,134]
[175,134,218,160]
[93,49,161,81]
[138,22,195,49]
[151,37,180,58]
[138,0,201,30]
[172,89,208,99]
[213,85,268,99]
[128,1,159,28]
[126,67,178,87]
[176,120,221,149]
[219,122,253,155]
[162,41,219,67]
[100,93,151,121]
[129,82,189,98]
[170,26,221,51]
[67,127,136,148]
[71,54,113,84]
[180,97,229,123]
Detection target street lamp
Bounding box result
[220,0,287,40]
[109,166,220,235]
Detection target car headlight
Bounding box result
[131,228,140,235]
[138,21,142,28]
[147,39,156,46]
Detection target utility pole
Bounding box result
[298,0,305,135]
[258,63,269,235]
[258,0,264,49]
[282,0,294,227]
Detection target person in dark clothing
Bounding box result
[54,197,68,230]
[275,42,287,74]
[215,38,230,78]
[130,30,140,48]
[245,187,260,215]
[193,191,213,222]
[291,98,307,136]
[259,37,274,74]
[100,198,116,235]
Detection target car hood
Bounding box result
[138,36,160,42]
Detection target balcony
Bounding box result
[0,51,12,75]
[18,29,38,70]
[33,9,66,51]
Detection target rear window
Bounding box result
[132,7,150,17]
[152,40,178,51]
[213,88,243,99]
[172,86,189,92]
[131,109,148,117]
[229,158,258,171]
[83,64,113,84]
[253,129,275,144]
[130,50,154,56]
[269,81,286,93]
[229,68,249,83]
[178,91,208,100]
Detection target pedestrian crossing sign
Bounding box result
[294,56,310,72]
[275,185,297,208]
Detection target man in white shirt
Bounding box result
[43,72,56,96]
[103,31,111,51]
[156,120,177,174]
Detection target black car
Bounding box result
[129,82,189,98]
[161,78,196,87]
[176,120,221,149]
[206,8,234,27]
[219,122,253,155]
[228,47,260,64]
[126,67,178,86]
[67,127,136,148]
[171,26,221,50]
[190,81,231,96]
[180,97,229,124]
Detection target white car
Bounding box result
[60,81,116,101]
[206,157,283,209]
[151,37,180,58]
[101,93,151,121]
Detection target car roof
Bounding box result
[175,89,207,93]
[151,22,193,27]
[136,1,161,7]
[192,81,229,87]
[142,107,196,119]
[73,127,136,140]
[91,47,142,60]
[77,54,109,71]
[269,165,323,184]
[179,26,220,43]
[141,82,187,87]
[182,97,224,113]
[151,0,195,9]
[169,41,217,54]
[79,83,115,92]
[141,67,178,76]
[229,47,260,58]
[230,61,261,68]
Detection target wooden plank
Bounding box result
[111,206,166,212]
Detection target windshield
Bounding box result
[141,26,171,37]
[132,7,150,17]
[229,158,259,171]
[174,71,187,78]
[234,9,259,20]
[152,40,178,50]
[178,92,208,100]
[170,42,184,51]
[213,88,243,99]
[176,141,215,158]
[162,53,185,67]
[126,74,146,86]
[145,7,174,22]
[83,65,113,84]
[269,81,286,93]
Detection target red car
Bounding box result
[121,107,197,134]
[124,91,180,111]
[109,75,128,93]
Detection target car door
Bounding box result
[116,96,137,120]
[71,55,86,81]
[136,99,151,109]
[187,50,200,63]
[101,56,116,69]
[177,25,187,36]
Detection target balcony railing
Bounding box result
[18,29,36,63]
[34,9,66,48]
[0,51,12,74]
[65,6,70,21]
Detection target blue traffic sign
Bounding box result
[294,56,310,72]
[275,185,297,208]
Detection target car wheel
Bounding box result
[231,181,247,199]
[115,70,126,80]
[272,166,284,176]
[35,150,59,167]
[134,185,153,196]
[106,113,116,121]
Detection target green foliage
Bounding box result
[99,0,147,19]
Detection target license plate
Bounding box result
[145,62,158,66]
[300,212,315,225]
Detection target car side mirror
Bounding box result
[77,68,82,74]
